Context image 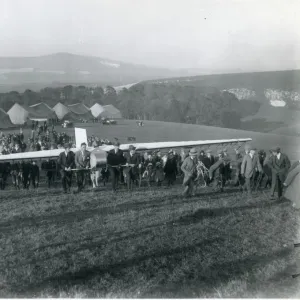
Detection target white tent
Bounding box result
[7,103,29,125]
[90,103,104,118]
[101,105,122,119]
[53,102,70,120]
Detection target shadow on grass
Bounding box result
[0,191,291,235]
[175,198,291,225]
[18,244,293,297]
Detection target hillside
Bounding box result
[270,123,300,137]
[240,103,300,134]
[0,53,198,93]
[146,69,300,103]
[142,70,300,134]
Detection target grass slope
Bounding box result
[0,183,299,297]
[270,123,300,137]
[7,120,299,160]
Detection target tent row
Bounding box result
[2,102,122,126]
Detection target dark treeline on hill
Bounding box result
[0,83,260,129]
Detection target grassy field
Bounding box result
[0,182,300,298]
[5,120,300,161]
[1,121,300,297]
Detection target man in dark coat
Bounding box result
[30,161,40,188]
[270,147,290,199]
[164,151,177,186]
[107,142,126,192]
[123,145,142,190]
[42,159,57,188]
[198,150,206,163]
[57,143,75,193]
[20,162,30,189]
[202,149,215,170]
[75,142,90,193]
[209,154,229,192]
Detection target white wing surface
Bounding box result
[0,138,251,161]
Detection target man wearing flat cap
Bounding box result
[269,146,290,199]
[107,141,126,192]
[241,147,262,195]
[57,143,75,193]
[123,145,142,190]
[181,148,198,196]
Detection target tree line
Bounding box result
[0,83,261,129]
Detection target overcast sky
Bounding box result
[1,0,300,71]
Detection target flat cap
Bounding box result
[129,145,136,150]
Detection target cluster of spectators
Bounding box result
[0,127,74,155]
[87,136,113,147]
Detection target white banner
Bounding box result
[75,128,88,148]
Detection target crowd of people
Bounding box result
[0,138,293,202]
[0,128,74,154]
[0,122,115,155]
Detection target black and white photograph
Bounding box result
[0,0,300,297]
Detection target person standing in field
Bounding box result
[269,147,290,200]
[123,145,142,190]
[209,153,229,192]
[181,148,198,197]
[75,142,90,193]
[107,142,126,192]
[58,143,75,193]
[240,147,262,196]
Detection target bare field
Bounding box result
[0,183,300,297]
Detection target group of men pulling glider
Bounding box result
[0,138,292,202]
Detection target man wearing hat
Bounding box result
[107,141,126,192]
[164,151,178,186]
[209,153,229,192]
[57,143,75,193]
[240,147,262,195]
[269,147,290,199]
[198,150,206,163]
[181,148,198,196]
[123,145,142,190]
[203,149,215,170]
[75,142,91,193]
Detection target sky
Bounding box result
[1,0,300,71]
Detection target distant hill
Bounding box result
[146,69,300,105]
[143,69,300,135]
[0,53,201,93]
